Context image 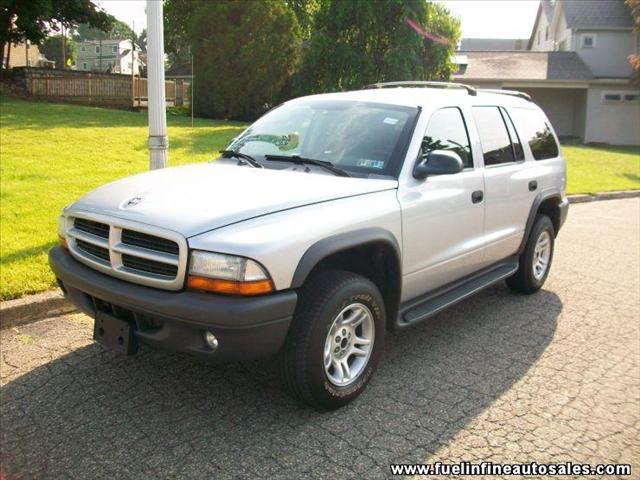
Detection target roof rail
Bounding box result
[478,89,532,101]
[364,81,477,96]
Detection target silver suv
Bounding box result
[50,82,569,409]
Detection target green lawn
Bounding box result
[1,97,246,300]
[1,97,639,300]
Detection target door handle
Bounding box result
[471,190,484,204]
[529,180,538,191]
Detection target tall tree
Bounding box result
[0,0,110,67]
[293,0,460,95]
[73,16,134,42]
[41,34,77,69]
[165,0,301,120]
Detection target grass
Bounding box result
[563,144,640,195]
[1,97,639,300]
[0,96,246,300]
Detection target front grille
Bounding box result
[122,254,178,277]
[74,218,109,239]
[65,215,186,290]
[76,239,110,262]
[122,229,179,255]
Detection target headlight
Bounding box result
[58,215,68,250]
[187,251,274,295]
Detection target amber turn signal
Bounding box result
[59,235,69,250]
[187,275,274,296]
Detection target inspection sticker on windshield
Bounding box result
[358,159,385,169]
[383,117,399,125]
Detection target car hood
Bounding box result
[69,163,398,237]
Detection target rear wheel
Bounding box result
[507,214,555,294]
[279,270,385,409]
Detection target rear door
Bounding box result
[398,106,486,302]
[471,106,537,264]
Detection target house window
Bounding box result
[537,31,541,45]
[602,91,640,104]
[112,45,118,53]
[95,45,100,53]
[82,62,87,70]
[81,46,85,52]
[545,26,549,41]
[581,34,596,48]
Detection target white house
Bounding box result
[76,39,141,75]
[455,0,640,146]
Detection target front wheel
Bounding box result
[279,270,385,410]
[507,214,555,294]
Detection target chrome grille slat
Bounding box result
[65,214,187,291]
[67,227,109,249]
[112,242,179,266]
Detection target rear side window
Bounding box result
[501,108,525,161]
[421,107,473,168]
[471,106,515,166]
[509,108,559,160]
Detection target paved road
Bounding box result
[1,199,639,479]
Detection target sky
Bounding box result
[96,0,541,40]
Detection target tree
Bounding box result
[41,34,77,69]
[293,0,460,95]
[287,0,325,40]
[165,0,302,120]
[73,16,134,42]
[625,0,639,83]
[0,0,110,68]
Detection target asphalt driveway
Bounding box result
[1,198,638,479]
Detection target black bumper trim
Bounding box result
[50,246,297,361]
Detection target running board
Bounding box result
[397,259,519,327]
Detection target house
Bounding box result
[2,40,54,69]
[76,39,141,75]
[455,0,640,146]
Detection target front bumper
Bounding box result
[49,246,297,361]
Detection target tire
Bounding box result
[507,214,555,294]
[279,270,385,410]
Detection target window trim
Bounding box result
[419,106,475,171]
[499,107,526,165]
[581,34,596,49]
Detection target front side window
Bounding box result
[509,108,559,160]
[227,100,417,177]
[421,107,472,168]
[471,106,515,166]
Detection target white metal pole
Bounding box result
[146,0,168,169]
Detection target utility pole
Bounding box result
[147,0,168,169]
[61,25,66,69]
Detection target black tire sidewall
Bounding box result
[304,276,385,408]
[522,215,555,290]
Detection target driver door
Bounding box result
[398,107,486,302]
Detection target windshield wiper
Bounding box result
[264,155,351,177]
[219,150,263,169]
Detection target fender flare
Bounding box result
[518,192,562,254]
[290,227,402,289]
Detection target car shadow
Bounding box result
[0,284,561,479]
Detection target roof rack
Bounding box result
[364,81,477,96]
[478,89,532,101]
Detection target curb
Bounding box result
[1,189,639,329]
[0,290,76,331]
[568,190,640,204]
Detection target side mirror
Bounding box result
[413,150,464,179]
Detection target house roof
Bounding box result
[454,51,594,81]
[459,38,528,51]
[562,0,634,29]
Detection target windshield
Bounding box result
[225,99,418,178]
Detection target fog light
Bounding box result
[204,331,219,350]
